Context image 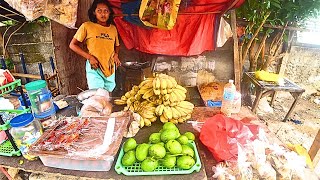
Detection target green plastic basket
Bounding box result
[115,141,202,176]
[0,79,21,96]
[0,140,21,156]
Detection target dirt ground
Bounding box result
[254,91,320,175]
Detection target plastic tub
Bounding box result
[10,113,43,160]
[25,80,56,119]
[39,156,114,171]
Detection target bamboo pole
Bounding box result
[230,10,241,91]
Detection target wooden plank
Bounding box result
[230,10,241,91]
[12,72,41,79]
[309,129,320,167]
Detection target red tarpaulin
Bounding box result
[109,0,244,56]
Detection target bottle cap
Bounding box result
[25,80,47,91]
[229,79,234,84]
[10,113,34,127]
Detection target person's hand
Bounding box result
[114,53,121,68]
[89,55,99,70]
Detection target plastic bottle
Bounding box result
[221,80,236,116]
[232,91,241,114]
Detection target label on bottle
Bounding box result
[223,89,235,101]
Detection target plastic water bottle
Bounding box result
[221,79,236,116]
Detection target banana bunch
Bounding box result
[114,73,195,127]
[156,101,194,124]
[255,70,284,85]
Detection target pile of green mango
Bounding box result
[121,122,197,172]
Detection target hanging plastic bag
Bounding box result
[4,0,46,21]
[199,114,259,161]
[139,0,181,30]
[44,0,79,29]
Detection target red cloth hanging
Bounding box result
[110,0,245,56]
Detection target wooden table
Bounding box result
[244,72,305,121]
[0,96,282,180]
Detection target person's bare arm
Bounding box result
[113,46,121,67]
[69,38,99,69]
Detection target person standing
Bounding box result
[69,0,121,92]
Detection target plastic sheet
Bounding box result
[4,0,46,21]
[44,0,78,29]
[199,114,259,161]
[4,0,78,28]
[30,112,131,161]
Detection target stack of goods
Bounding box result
[114,73,194,127]
[29,113,131,171]
[255,70,284,86]
[115,122,201,175]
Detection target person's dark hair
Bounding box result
[88,0,114,25]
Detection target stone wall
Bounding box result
[0,22,55,78]
[285,45,320,94]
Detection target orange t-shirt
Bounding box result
[74,21,120,77]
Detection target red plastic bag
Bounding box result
[200,114,259,162]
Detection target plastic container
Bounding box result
[25,80,56,119]
[9,113,43,160]
[115,141,202,176]
[39,156,114,171]
[221,79,236,117]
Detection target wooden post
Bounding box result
[309,129,320,167]
[230,10,241,91]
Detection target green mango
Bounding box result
[141,157,158,172]
[149,133,161,144]
[135,143,150,161]
[177,135,189,145]
[184,132,195,141]
[121,150,136,166]
[123,138,137,152]
[162,122,177,130]
[162,155,176,168]
[149,144,166,159]
[177,155,195,170]
[165,140,182,154]
[181,145,194,157]
[160,129,178,142]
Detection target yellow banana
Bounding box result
[177,118,184,123]
[178,101,194,110]
[176,85,187,93]
[154,89,161,95]
[142,89,154,99]
[163,94,170,101]
[171,107,181,119]
[166,77,173,89]
[167,88,173,94]
[169,92,177,103]
[169,119,178,124]
[160,114,168,123]
[155,104,165,116]
[132,85,139,92]
[167,76,177,88]
[129,89,136,96]
[121,96,127,101]
[144,118,152,126]
[160,88,168,95]
[155,77,161,89]
[172,90,186,101]
[140,81,153,91]
[175,106,189,116]
[125,91,131,98]
[160,77,168,90]
[139,78,154,88]
[114,99,126,105]
[163,100,170,106]
[134,94,142,101]
[163,106,173,119]
[129,105,135,112]
[139,117,145,128]
[149,116,157,122]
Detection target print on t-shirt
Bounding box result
[96,33,113,40]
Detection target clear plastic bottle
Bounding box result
[221,80,236,116]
